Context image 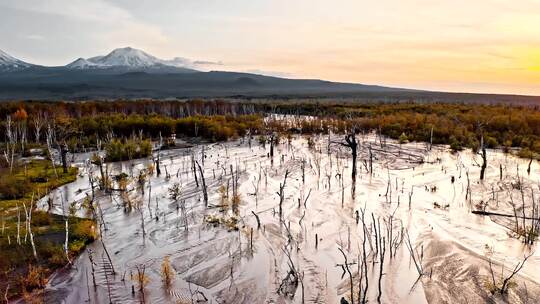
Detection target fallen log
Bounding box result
[471,210,537,220]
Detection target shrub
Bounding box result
[485,136,498,148]
[31,211,52,227]
[105,138,152,162]
[68,240,86,253]
[37,242,65,267]
[0,175,31,199]
[449,136,463,152]
[48,249,67,267]
[72,219,96,243]
[161,257,174,289]
[398,132,409,144]
[19,264,48,291]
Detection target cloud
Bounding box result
[1,0,130,22]
[161,57,224,71]
[193,60,223,66]
[1,0,169,53]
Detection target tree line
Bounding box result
[2,100,540,157]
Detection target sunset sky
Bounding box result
[1,0,540,95]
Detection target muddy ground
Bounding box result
[29,133,540,304]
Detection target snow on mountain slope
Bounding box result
[66,57,101,69]
[65,47,198,72]
[0,49,33,71]
[88,47,161,68]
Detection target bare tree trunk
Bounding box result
[46,124,58,177]
[277,170,290,219]
[479,136,487,181]
[16,205,21,245]
[339,132,358,182]
[24,197,38,260]
[270,134,275,159]
[3,116,16,173]
[338,248,354,304]
[60,142,69,173]
[377,237,386,304]
[196,161,208,207]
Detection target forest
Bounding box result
[1,100,540,156]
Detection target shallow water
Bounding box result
[36,134,540,303]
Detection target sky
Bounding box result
[1,0,540,95]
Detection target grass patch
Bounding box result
[0,160,95,301]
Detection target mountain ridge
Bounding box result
[1,47,540,104]
[0,47,411,100]
[0,49,34,71]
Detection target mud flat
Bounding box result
[33,134,540,304]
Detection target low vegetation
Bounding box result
[0,160,95,301]
[104,138,152,162]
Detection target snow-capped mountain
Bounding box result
[0,46,412,101]
[0,47,200,72]
[0,49,33,71]
[66,57,100,69]
[90,47,161,67]
[66,47,193,71]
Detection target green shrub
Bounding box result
[449,136,463,151]
[398,132,409,144]
[105,138,152,162]
[71,219,97,243]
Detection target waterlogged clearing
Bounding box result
[36,134,540,304]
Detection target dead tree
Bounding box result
[50,121,72,174]
[169,183,188,231]
[337,247,356,304]
[45,124,58,177]
[196,161,208,207]
[269,133,276,159]
[3,116,16,173]
[527,154,533,176]
[488,253,533,294]
[278,245,299,298]
[16,205,21,245]
[479,135,487,181]
[60,142,69,173]
[155,132,163,176]
[339,131,358,182]
[499,253,532,293]
[58,193,73,266]
[277,170,290,219]
[368,144,373,175]
[405,232,424,278]
[252,211,261,229]
[358,209,369,303]
[377,237,386,304]
[31,111,45,143]
[191,152,199,187]
[23,196,38,260]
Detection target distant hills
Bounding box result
[1,47,539,105]
[0,46,407,100]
